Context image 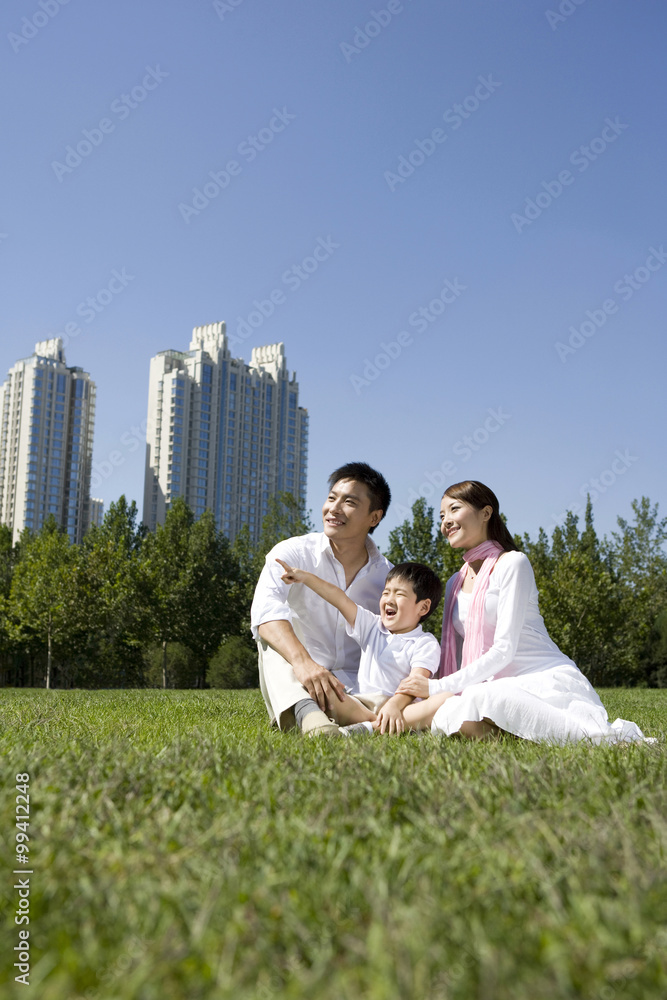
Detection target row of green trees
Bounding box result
[0,493,665,688]
[0,494,312,690]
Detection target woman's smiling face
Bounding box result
[439,495,491,550]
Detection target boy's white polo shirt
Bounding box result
[347,606,440,696]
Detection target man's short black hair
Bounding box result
[327,461,391,533]
[385,562,443,622]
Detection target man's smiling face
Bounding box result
[322,479,382,543]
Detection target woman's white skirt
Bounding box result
[430,664,650,744]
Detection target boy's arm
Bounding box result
[373,667,431,734]
[275,558,358,629]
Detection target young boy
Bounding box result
[275,559,442,734]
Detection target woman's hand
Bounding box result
[396,674,430,699]
[275,558,306,585]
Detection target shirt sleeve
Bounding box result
[345,605,380,648]
[428,553,534,694]
[408,634,441,675]
[250,539,302,638]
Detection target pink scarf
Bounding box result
[437,540,504,678]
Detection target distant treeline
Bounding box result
[0,493,665,689]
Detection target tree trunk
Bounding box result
[162,639,168,689]
[46,630,52,690]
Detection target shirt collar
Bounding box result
[318,531,384,564]
[364,534,384,565]
[377,620,424,638]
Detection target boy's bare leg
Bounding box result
[326,694,376,727]
[402,691,457,730]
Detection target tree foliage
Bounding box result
[523,501,632,684]
[7,518,82,687]
[140,499,230,688]
[76,496,147,687]
[609,497,667,687]
[640,608,667,688]
[207,635,259,689]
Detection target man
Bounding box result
[251,461,392,736]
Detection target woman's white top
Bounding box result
[430,552,575,696]
[428,551,650,744]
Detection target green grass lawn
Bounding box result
[1,688,666,1000]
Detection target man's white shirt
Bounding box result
[250,531,392,689]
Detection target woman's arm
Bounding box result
[276,558,358,628]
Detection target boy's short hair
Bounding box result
[327,461,391,533]
[385,562,443,622]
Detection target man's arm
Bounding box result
[257,619,347,710]
[275,558,358,628]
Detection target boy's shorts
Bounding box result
[345,690,389,714]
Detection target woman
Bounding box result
[396,481,650,743]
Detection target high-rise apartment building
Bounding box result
[0,338,96,544]
[90,498,105,529]
[143,322,308,541]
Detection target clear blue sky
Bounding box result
[2,0,665,550]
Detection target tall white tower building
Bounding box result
[0,338,96,544]
[143,322,308,541]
